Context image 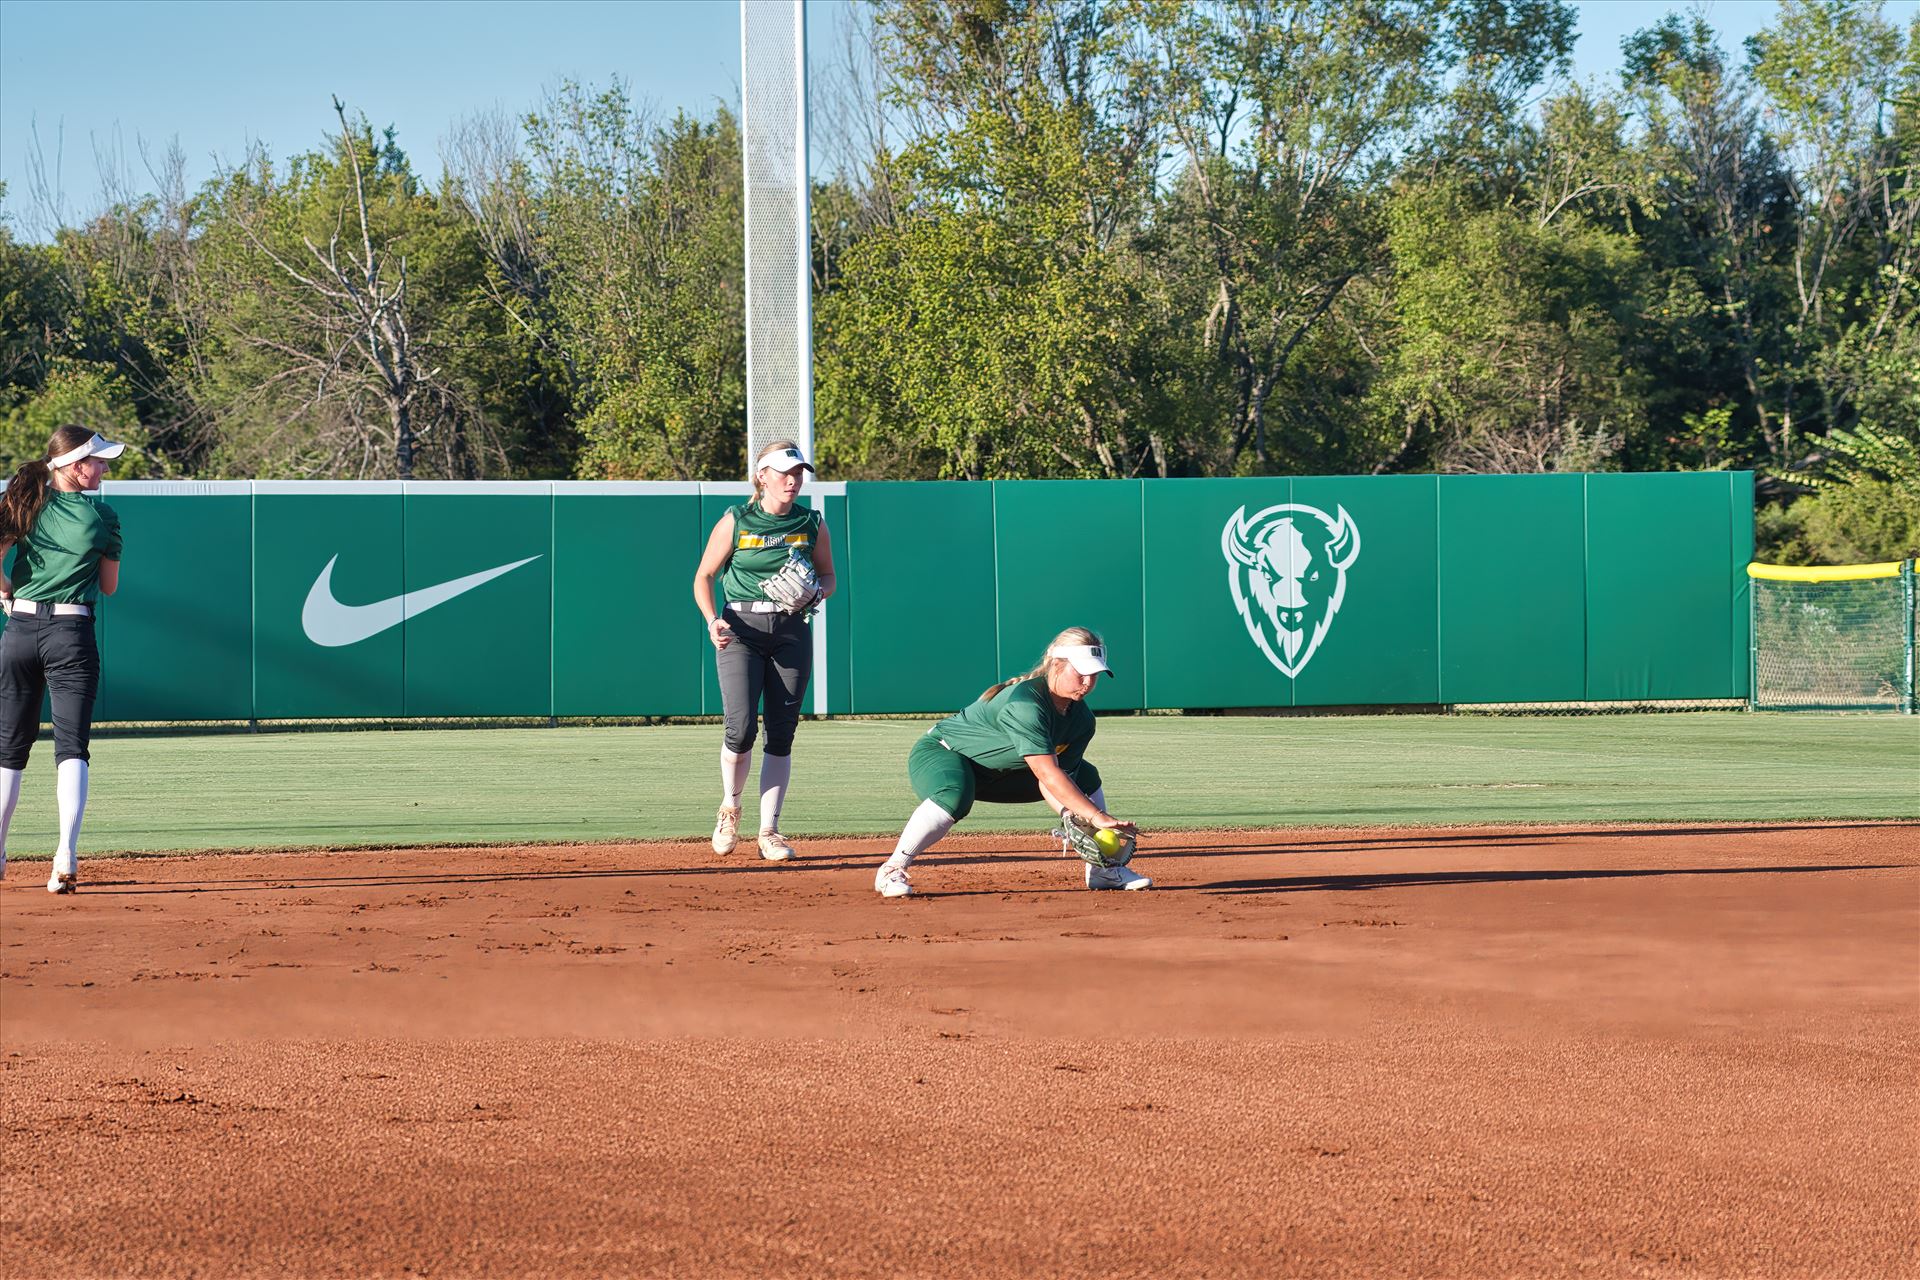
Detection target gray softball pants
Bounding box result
[717,607,812,756]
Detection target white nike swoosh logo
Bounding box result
[302,554,542,647]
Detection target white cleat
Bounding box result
[757,830,796,862]
[1086,862,1151,891]
[874,861,913,899]
[711,805,742,855]
[47,852,77,895]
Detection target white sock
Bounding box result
[758,752,792,833]
[721,748,750,809]
[888,799,957,868]
[55,758,87,875]
[0,766,19,879]
[1089,786,1107,812]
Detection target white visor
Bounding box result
[50,433,127,469]
[1050,643,1112,677]
[758,448,815,475]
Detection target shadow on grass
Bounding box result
[38,820,1917,896]
[1189,863,1904,896]
[1136,821,1916,859]
[49,862,812,895]
[52,818,1917,861]
[893,862,1906,899]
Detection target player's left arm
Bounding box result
[97,507,122,595]
[1024,752,1133,832]
[810,521,836,601]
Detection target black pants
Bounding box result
[716,607,812,756]
[0,611,99,769]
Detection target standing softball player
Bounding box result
[0,427,125,893]
[692,439,835,861]
[873,626,1148,898]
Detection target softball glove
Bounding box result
[761,549,822,615]
[1052,810,1136,869]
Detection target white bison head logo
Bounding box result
[1221,503,1362,677]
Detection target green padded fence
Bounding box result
[5,473,1753,722]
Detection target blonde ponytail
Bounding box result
[978,626,1104,702]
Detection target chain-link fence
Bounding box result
[1749,561,1917,712]
[1448,699,1747,715]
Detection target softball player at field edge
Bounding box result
[874,626,1147,899]
[0,426,125,893]
[692,439,836,862]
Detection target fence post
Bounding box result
[1904,560,1916,716]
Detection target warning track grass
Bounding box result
[12,712,1917,855]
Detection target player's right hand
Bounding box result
[1093,813,1137,835]
[708,616,734,650]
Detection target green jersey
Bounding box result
[719,500,821,605]
[932,676,1094,772]
[10,491,122,604]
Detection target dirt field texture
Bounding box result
[3,821,1916,1279]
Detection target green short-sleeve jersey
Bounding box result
[931,676,1094,772]
[718,500,821,605]
[11,491,122,604]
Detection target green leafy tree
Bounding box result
[439,108,581,478]
[1149,0,1577,474]
[0,204,66,413]
[1747,0,1916,455]
[1,181,197,472]
[0,359,166,478]
[48,211,195,459]
[523,85,745,480]
[818,0,1184,478]
[1770,425,1920,560]
[1620,13,1802,470]
[188,101,518,479]
[2,0,1910,495]
[1373,181,1647,472]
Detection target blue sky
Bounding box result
[1,0,1913,231]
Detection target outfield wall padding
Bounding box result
[11,473,1751,721]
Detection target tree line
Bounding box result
[1,0,1913,561]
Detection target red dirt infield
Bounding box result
[3,822,1916,1279]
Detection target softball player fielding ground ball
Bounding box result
[693,440,835,861]
[0,427,125,893]
[874,627,1146,898]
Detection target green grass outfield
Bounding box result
[5,712,1915,857]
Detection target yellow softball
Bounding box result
[1093,828,1125,855]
